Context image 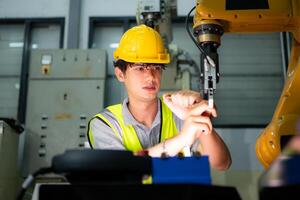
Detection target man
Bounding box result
[87,24,231,170]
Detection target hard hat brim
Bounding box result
[114,54,170,64]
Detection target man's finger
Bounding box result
[189,115,212,133]
[189,101,217,117]
[163,93,172,101]
[163,94,174,107]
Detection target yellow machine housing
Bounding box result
[193,0,300,168]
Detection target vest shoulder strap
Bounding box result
[160,99,179,141]
[87,112,121,148]
[107,104,143,152]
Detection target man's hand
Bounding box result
[163,90,203,120]
[163,90,217,120]
[180,100,217,146]
[163,90,217,146]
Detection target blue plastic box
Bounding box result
[152,156,211,184]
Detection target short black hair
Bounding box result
[113,59,128,73]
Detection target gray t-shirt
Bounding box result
[89,98,183,150]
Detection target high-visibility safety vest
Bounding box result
[87,99,178,152]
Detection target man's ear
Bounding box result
[115,67,125,82]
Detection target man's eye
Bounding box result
[136,67,144,71]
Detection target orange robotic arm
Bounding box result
[192,0,300,168]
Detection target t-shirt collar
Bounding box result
[122,97,161,129]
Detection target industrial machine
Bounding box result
[23,49,107,175]
[0,119,23,200]
[190,0,300,168]
[259,135,300,199]
[136,0,176,43]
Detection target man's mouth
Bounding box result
[143,85,156,90]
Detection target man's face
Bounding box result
[115,63,165,102]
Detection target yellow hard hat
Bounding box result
[114,24,170,64]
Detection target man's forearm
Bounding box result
[198,129,231,170]
[147,133,189,157]
[147,129,231,171]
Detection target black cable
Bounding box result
[16,167,53,200]
[185,6,209,58]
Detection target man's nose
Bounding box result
[144,67,156,76]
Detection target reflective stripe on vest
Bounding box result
[88,99,178,152]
